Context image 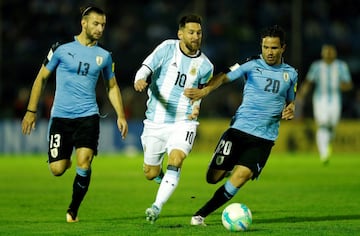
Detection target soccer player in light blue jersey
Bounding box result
[21,5,128,222]
[184,25,297,226]
[298,44,352,164]
[134,14,214,223]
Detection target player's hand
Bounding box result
[21,112,37,135]
[117,117,128,139]
[282,102,295,120]
[134,79,148,92]
[184,87,208,104]
[188,105,200,120]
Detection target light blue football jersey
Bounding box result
[227,55,298,141]
[142,39,214,123]
[306,59,351,103]
[44,37,115,118]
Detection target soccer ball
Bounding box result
[221,203,252,231]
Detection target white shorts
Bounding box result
[313,96,341,127]
[141,120,198,166]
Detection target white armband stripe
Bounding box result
[229,63,240,71]
[134,65,152,83]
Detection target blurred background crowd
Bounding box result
[1,0,359,120]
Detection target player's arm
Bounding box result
[134,65,152,92]
[282,75,298,120]
[21,65,51,135]
[296,79,313,101]
[184,72,229,103]
[340,62,353,92]
[106,77,128,139]
[188,101,200,120]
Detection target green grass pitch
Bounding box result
[0,152,359,236]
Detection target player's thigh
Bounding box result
[167,122,197,157]
[206,168,228,184]
[48,117,74,163]
[313,100,327,124]
[313,98,341,126]
[207,128,240,183]
[73,115,99,156]
[237,139,273,180]
[141,124,167,166]
[329,101,341,126]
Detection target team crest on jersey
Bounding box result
[190,67,197,76]
[283,72,289,82]
[96,56,104,66]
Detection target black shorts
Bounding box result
[47,115,100,163]
[209,128,274,179]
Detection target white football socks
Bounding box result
[153,169,180,211]
[316,127,331,160]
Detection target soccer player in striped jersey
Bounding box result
[184,25,298,226]
[298,44,352,164]
[134,14,214,223]
[21,6,128,222]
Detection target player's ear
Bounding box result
[81,18,86,28]
[177,30,183,40]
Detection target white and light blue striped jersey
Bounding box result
[44,37,115,118]
[306,59,351,103]
[227,55,298,141]
[142,39,213,123]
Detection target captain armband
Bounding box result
[229,63,240,72]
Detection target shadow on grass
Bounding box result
[89,213,360,229]
[156,213,360,228]
[255,214,360,224]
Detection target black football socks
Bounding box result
[68,167,91,217]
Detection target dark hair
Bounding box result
[80,5,105,18]
[260,25,286,46]
[178,14,202,29]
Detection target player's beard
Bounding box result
[184,40,200,55]
[86,28,102,43]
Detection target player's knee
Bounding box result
[48,160,70,176]
[206,175,221,184]
[206,169,225,184]
[143,164,159,180]
[144,172,156,180]
[168,150,186,166]
[231,166,253,183]
[49,166,66,176]
[206,172,223,184]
